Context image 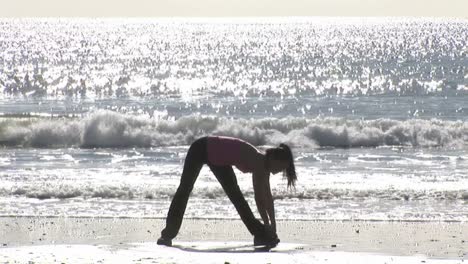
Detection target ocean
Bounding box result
[0,17,467,222]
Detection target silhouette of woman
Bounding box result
[157,136,297,247]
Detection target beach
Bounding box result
[0,217,466,263]
[0,17,467,264]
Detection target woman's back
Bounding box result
[207,136,256,173]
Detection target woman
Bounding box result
[157,136,297,247]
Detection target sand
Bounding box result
[0,217,466,263]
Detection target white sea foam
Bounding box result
[1,180,466,202]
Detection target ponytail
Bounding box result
[279,144,297,189]
[266,143,297,189]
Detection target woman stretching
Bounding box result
[157,136,297,247]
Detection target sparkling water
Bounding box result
[0,18,467,221]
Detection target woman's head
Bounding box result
[266,143,297,188]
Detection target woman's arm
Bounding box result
[253,171,276,232]
[253,172,269,226]
[264,177,276,233]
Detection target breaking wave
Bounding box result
[0,110,467,149]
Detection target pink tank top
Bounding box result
[207,136,253,173]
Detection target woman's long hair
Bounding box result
[266,143,297,189]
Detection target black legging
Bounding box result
[160,137,265,239]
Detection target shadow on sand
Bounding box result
[171,243,277,253]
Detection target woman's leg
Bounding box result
[208,165,265,237]
[159,138,207,241]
